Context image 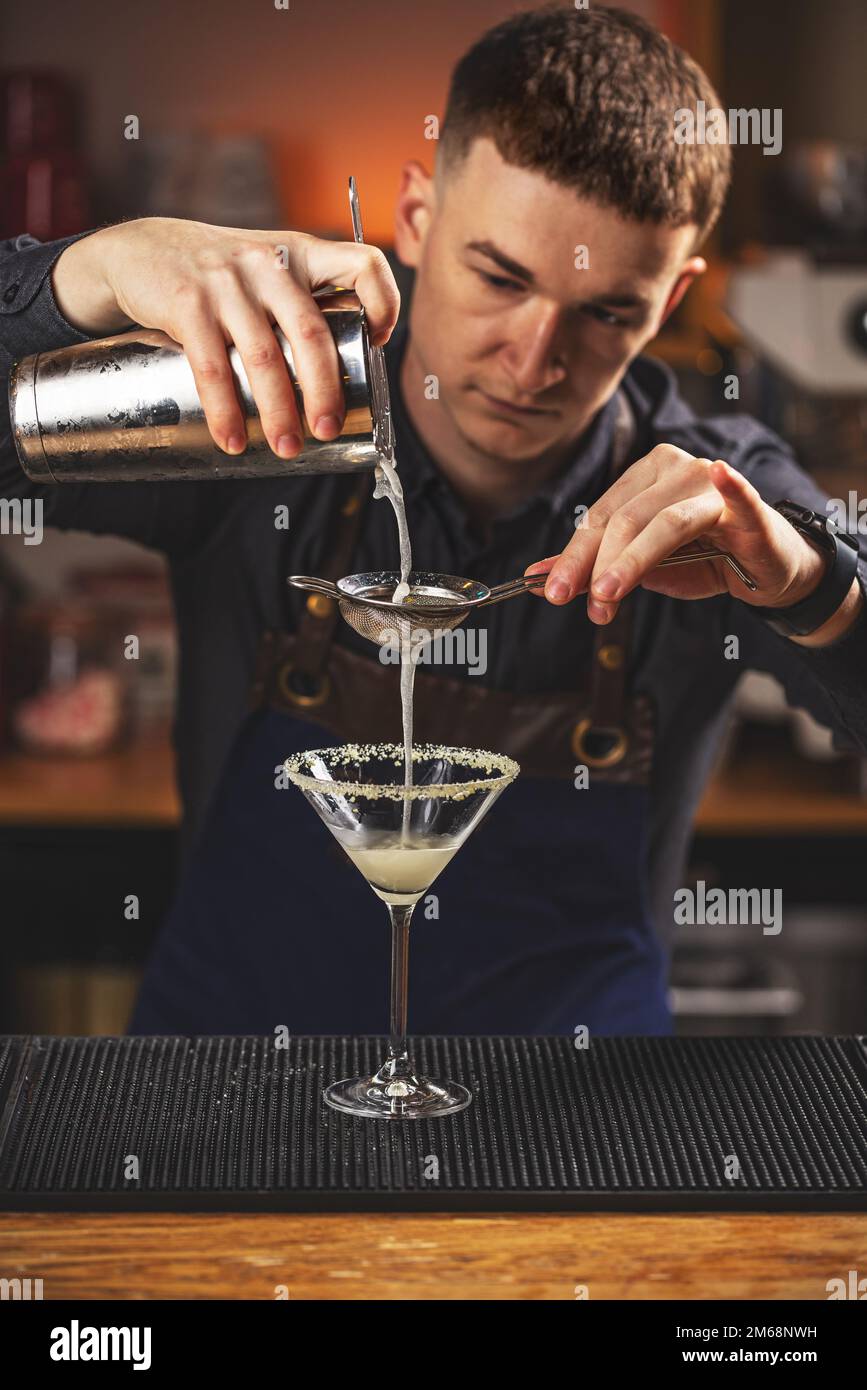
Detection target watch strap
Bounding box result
[752,501,860,637]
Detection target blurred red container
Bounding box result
[0,70,90,239]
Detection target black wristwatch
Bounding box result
[752,499,861,638]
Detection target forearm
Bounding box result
[722,447,867,743]
[0,232,100,363]
[789,575,864,649]
[1,232,97,476]
[0,232,172,549]
[742,563,867,755]
[788,604,867,752]
[1,233,95,499]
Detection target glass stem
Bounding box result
[384,902,415,1078]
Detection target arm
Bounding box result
[527,434,867,753]
[724,449,867,753]
[49,217,400,457]
[0,232,218,553]
[1,220,400,552]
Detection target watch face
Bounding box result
[778,500,834,552]
[781,502,815,525]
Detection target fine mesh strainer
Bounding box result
[288,570,534,645]
[289,545,756,647]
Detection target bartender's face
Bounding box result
[394,137,705,461]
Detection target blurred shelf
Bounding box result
[0,739,180,827]
[0,731,864,834]
[697,742,867,835]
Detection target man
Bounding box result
[1,6,865,1037]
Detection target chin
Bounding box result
[461,416,561,462]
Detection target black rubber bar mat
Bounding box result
[0,1034,865,1211]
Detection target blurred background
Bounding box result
[0,0,866,1036]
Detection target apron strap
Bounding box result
[580,391,639,768]
[249,471,370,710]
[292,472,370,680]
[577,603,634,768]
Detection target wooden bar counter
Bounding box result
[1,1211,864,1300]
[1,735,864,1300]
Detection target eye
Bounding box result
[477,269,523,293]
[585,304,629,327]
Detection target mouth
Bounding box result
[475,387,557,418]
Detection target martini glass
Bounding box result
[284,741,519,1119]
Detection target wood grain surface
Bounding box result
[1,1212,864,1300]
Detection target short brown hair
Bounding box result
[439,4,731,243]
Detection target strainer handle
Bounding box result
[485,574,549,605]
[658,547,758,590]
[287,575,342,600]
[505,548,757,599]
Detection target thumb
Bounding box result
[709,460,766,529]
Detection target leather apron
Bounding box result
[130,399,671,1038]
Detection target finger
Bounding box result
[524,557,557,597]
[220,291,304,459]
[591,489,726,607]
[542,444,697,602]
[590,467,722,596]
[180,308,248,455]
[267,277,345,441]
[709,460,770,533]
[541,504,613,603]
[304,239,401,347]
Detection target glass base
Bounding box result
[324,1072,472,1120]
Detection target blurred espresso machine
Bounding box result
[727,140,867,478]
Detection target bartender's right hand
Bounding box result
[51,217,401,459]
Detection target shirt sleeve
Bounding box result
[0,230,228,557]
[726,439,867,754]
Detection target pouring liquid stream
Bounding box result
[372,448,415,842]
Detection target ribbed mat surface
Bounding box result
[1,1034,865,1210]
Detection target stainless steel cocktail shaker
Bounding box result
[8,287,392,482]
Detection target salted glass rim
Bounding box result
[283,741,520,801]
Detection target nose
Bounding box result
[502,303,567,396]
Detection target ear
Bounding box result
[393,159,436,269]
[658,256,707,327]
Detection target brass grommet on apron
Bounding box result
[277,662,332,709]
[306,593,335,619]
[571,716,629,768]
[597,643,624,671]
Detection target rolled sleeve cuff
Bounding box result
[0,230,101,360]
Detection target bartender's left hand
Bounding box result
[525,446,863,646]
